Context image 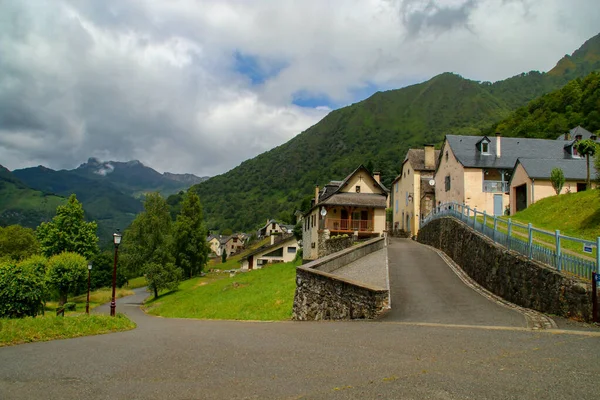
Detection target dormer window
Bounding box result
[481,142,489,154]
[476,136,491,155]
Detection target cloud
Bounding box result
[0,0,599,176]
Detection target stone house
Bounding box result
[434,133,588,217]
[302,165,388,262]
[257,219,284,238]
[391,145,439,235]
[207,235,221,255]
[240,234,299,270]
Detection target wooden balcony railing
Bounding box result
[324,218,373,232]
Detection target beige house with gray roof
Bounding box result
[391,145,439,235]
[302,165,388,261]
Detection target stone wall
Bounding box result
[292,237,389,320]
[418,217,596,321]
[318,235,353,258]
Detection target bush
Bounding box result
[63,302,77,311]
[90,251,127,290]
[0,260,46,318]
[46,252,87,305]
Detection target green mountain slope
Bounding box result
[487,71,600,138]
[0,165,66,228]
[191,33,600,232]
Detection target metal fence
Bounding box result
[421,202,600,280]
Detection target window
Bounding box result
[272,222,276,229]
[311,242,315,249]
[287,247,297,253]
[445,175,451,192]
[481,142,489,154]
[395,199,398,213]
[356,185,361,193]
[445,151,448,161]
[395,183,398,193]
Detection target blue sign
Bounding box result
[596,274,600,283]
[583,244,593,254]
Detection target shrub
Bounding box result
[0,260,46,318]
[46,252,87,305]
[63,302,77,311]
[550,168,565,195]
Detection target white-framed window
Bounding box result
[395,199,399,213]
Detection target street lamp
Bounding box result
[110,229,122,317]
[86,261,92,314]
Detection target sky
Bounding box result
[1,0,599,177]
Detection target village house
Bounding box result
[240,234,299,270]
[391,145,439,235]
[434,132,595,217]
[257,219,284,238]
[557,125,598,142]
[509,158,597,214]
[302,165,388,261]
[207,235,221,255]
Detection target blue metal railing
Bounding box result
[421,202,600,280]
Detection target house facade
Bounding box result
[510,158,597,214]
[302,165,388,261]
[207,235,221,255]
[240,234,299,270]
[434,133,593,217]
[258,219,284,238]
[391,145,439,235]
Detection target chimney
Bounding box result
[315,185,320,204]
[373,172,381,183]
[270,234,276,245]
[495,132,501,158]
[564,132,569,140]
[424,144,435,169]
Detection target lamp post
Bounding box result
[86,261,92,314]
[110,230,122,317]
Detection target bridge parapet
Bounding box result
[292,237,389,320]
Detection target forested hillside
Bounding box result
[487,71,600,138]
[0,165,66,228]
[191,33,600,232]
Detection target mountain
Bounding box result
[8,159,207,246]
[73,158,208,197]
[190,32,600,232]
[486,71,600,139]
[0,164,66,228]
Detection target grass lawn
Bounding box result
[144,260,299,321]
[510,189,600,240]
[208,237,270,271]
[0,314,136,347]
[45,288,135,313]
[127,276,148,289]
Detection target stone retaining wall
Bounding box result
[292,237,389,320]
[418,217,596,322]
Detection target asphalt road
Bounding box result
[384,239,526,327]
[1,239,600,399]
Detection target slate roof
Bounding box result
[318,193,387,208]
[556,126,598,141]
[404,148,441,171]
[444,135,576,170]
[515,158,594,181]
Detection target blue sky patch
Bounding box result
[233,51,287,85]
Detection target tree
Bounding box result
[36,194,98,259]
[574,139,598,189]
[46,252,87,305]
[172,191,209,278]
[120,193,178,298]
[144,262,182,298]
[0,259,46,318]
[550,168,565,195]
[0,225,40,261]
[90,251,127,290]
[221,250,227,264]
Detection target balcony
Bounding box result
[483,180,509,193]
[323,218,373,232]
